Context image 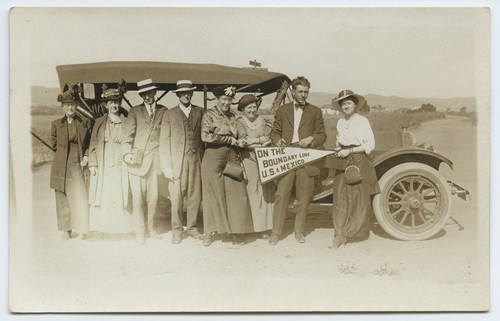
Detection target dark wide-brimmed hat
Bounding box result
[237,94,262,111]
[211,85,236,98]
[57,90,77,104]
[172,79,197,93]
[101,88,122,102]
[137,79,158,94]
[331,89,369,114]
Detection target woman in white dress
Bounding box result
[88,88,133,235]
[330,90,380,248]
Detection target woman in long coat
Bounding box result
[236,94,274,236]
[330,90,380,248]
[50,89,92,240]
[87,88,133,234]
[200,86,253,246]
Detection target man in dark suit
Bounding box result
[269,76,327,245]
[122,79,167,245]
[160,80,205,244]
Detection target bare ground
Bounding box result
[9,115,486,312]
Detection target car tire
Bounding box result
[372,162,452,241]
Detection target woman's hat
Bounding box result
[211,85,236,98]
[331,89,369,114]
[237,94,262,111]
[101,88,122,102]
[57,90,77,103]
[172,80,197,93]
[137,79,158,94]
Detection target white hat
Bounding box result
[137,79,158,94]
[172,80,197,93]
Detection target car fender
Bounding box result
[372,147,453,179]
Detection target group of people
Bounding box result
[49,76,379,248]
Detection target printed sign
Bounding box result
[254,147,335,183]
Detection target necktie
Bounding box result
[149,105,154,120]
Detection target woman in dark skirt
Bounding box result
[330,90,380,248]
[200,85,253,246]
[50,89,92,240]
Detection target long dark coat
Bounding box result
[49,115,92,192]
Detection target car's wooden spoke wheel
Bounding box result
[373,162,451,240]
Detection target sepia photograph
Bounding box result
[5,1,497,318]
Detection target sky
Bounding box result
[11,6,485,99]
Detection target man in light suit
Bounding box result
[269,76,327,245]
[123,79,167,244]
[160,80,205,244]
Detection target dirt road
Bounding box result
[10,115,486,312]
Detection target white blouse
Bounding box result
[336,113,375,155]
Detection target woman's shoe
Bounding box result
[62,231,70,240]
[231,234,245,245]
[329,236,347,249]
[203,233,214,246]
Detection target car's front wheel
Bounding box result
[372,162,451,241]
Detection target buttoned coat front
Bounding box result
[159,104,205,178]
[122,103,166,177]
[50,115,92,192]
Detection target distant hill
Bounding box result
[31,86,61,107]
[309,92,476,112]
[31,86,476,112]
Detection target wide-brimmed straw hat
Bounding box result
[331,89,369,114]
[172,80,197,93]
[137,79,158,94]
[101,88,122,102]
[237,94,262,111]
[211,85,236,98]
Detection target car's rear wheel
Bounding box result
[372,162,451,240]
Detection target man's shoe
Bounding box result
[294,232,306,243]
[150,231,162,240]
[135,234,145,245]
[202,233,214,246]
[186,229,203,240]
[172,232,182,244]
[268,233,279,246]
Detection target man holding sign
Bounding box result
[268,76,327,245]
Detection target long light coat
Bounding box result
[122,103,166,176]
[87,114,130,207]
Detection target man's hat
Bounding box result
[172,80,197,93]
[137,79,158,94]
